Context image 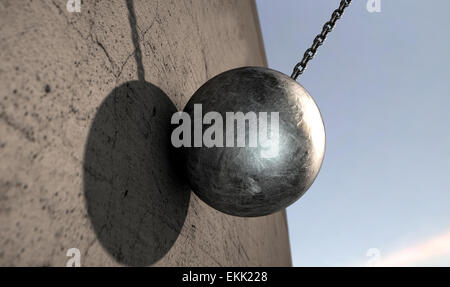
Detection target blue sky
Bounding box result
[256,0,450,266]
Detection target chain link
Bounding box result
[291,0,352,80]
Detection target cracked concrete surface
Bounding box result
[0,0,292,266]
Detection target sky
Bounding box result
[256,0,450,266]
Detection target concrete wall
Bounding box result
[0,0,292,266]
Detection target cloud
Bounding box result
[372,231,450,266]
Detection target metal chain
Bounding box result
[291,0,352,80]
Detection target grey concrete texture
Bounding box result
[0,0,292,266]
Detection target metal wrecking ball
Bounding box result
[181,67,326,217]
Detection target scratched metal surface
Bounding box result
[183,67,325,217]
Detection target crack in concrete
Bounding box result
[95,38,118,76]
[0,112,36,142]
[50,0,94,43]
